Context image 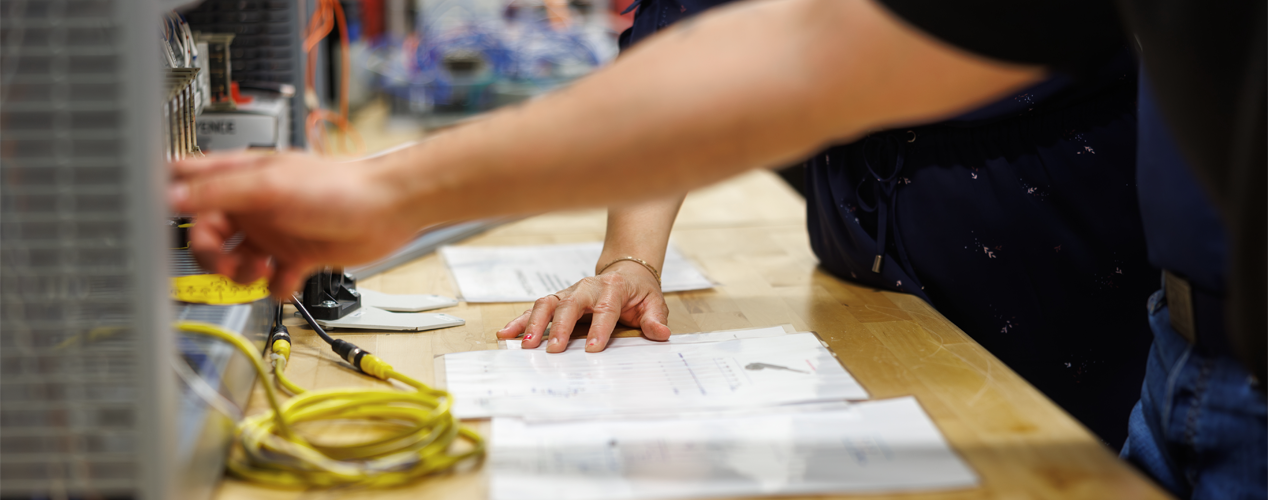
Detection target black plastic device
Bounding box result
[300,270,361,320]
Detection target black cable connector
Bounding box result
[268,303,294,362]
[270,323,291,346]
[330,339,371,369]
[270,304,291,344]
[291,295,374,374]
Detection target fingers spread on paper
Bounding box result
[496,266,674,353]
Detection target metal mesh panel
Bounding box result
[1,0,167,497]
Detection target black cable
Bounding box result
[270,302,291,348]
[291,293,336,345]
[290,293,373,371]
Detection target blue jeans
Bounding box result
[1121,289,1267,499]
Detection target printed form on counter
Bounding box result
[488,396,978,500]
[437,330,870,420]
[439,242,713,303]
[500,325,791,351]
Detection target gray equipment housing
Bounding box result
[183,0,307,148]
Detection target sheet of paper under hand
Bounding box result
[489,397,978,500]
[439,242,712,303]
[440,332,869,419]
[501,325,789,350]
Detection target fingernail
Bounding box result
[168,183,189,207]
[525,334,533,340]
[551,336,561,344]
[588,339,596,346]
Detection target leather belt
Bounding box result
[1163,270,1230,356]
[1164,270,1198,343]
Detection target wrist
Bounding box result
[596,256,661,284]
[597,247,666,274]
[598,260,659,283]
[366,144,438,231]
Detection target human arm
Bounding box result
[170,0,1044,296]
[496,195,685,352]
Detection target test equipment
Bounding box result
[1,1,484,497]
[184,0,306,146]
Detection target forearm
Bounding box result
[596,195,686,274]
[375,0,1042,228]
[377,0,828,226]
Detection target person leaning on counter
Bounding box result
[169,1,1265,499]
[497,0,1155,452]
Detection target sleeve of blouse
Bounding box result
[874,0,1129,78]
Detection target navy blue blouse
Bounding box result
[620,0,1156,448]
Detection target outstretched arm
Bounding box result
[170,0,1043,296]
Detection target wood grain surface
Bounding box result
[213,170,1170,500]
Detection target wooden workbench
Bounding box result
[213,170,1171,500]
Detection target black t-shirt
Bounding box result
[877,0,1267,383]
[878,1,1128,79]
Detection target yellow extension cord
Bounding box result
[175,321,484,488]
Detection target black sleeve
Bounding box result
[875,0,1128,78]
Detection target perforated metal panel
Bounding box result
[1,0,172,498]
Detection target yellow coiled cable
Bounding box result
[176,321,484,488]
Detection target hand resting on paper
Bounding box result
[496,194,685,353]
[495,260,672,353]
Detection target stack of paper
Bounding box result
[489,397,977,500]
[501,325,790,351]
[437,326,978,499]
[440,332,870,419]
[439,242,713,303]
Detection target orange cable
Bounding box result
[302,0,364,156]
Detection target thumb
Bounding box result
[639,300,672,341]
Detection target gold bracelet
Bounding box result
[598,256,661,285]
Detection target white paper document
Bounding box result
[440,332,869,419]
[489,397,978,500]
[501,325,790,350]
[439,242,713,303]
[316,306,464,331]
[358,288,458,312]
